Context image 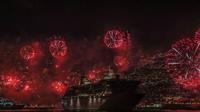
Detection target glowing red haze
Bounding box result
[51,81,68,96]
[165,38,200,90]
[114,55,129,72]
[86,67,107,82]
[0,30,133,104]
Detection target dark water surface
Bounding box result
[2,109,200,112]
[0,110,200,112]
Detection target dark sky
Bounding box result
[1,0,200,50]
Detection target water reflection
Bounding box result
[3,109,200,112]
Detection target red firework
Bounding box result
[195,28,200,39]
[23,84,31,91]
[49,39,68,58]
[22,81,34,92]
[114,55,129,72]
[104,29,127,48]
[51,81,68,95]
[66,73,81,86]
[1,73,21,88]
[194,28,200,43]
[86,67,106,82]
[165,38,200,89]
[20,45,36,60]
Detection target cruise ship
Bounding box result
[62,71,144,111]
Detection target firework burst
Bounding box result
[104,29,128,49]
[114,55,129,72]
[165,38,200,89]
[49,39,68,58]
[20,45,36,60]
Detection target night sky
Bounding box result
[1,0,200,105]
[1,0,200,50]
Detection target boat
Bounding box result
[62,74,144,111]
[0,97,25,110]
